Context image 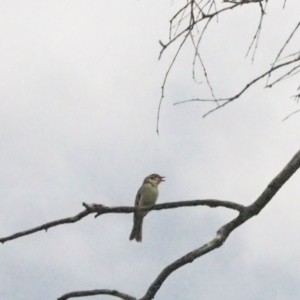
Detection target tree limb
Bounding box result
[139,147,300,300]
[57,289,137,300]
[0,199,243,244]
[0,209,92,244]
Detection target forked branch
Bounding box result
[174,55,300,117]
[58,147,300,300]
[157,0,300,130]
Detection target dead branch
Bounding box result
[0,199,243,244]
[0,209,92,244]
[245,1,268,62]
[266,20,300,86]
[156,1,242,133]
[156,32,189,135]
[57,289,137,300]
[139,148,300,300]
[282,108,300,121]
[174,55,300,117]
[57,147,300,300]
[157,0,300,129]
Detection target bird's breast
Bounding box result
[139,185,159,207]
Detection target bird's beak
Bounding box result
[159,176,166,182]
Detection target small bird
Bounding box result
[129,174,165,242]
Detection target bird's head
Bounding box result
[144,174,165,186]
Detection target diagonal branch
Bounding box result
[57,289,137,300]
[174,55,300,117]
[282,108,300,121]
[0,199,243,244]
[248,148,300,213]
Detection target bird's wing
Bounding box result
[133,185,143,225]
[134,185,143,207]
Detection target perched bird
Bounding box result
[129,174,165,242]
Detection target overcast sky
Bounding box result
[1,1,300,300]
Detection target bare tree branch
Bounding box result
[55,147,300,300]
[156,32,189,135]
[0,209,92,244]
[156,0,275,131]
[190,31,216,100]
[266,20,300,86]
[0,199,243,244]
[174,55,300,117]
[282,108,300,121]
[158,0,300,127]
[57,289,137,300]
[266,64,300,88]
[159,1,242,61]
[245,1,268,63]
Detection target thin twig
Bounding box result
[174,55,300,117]
[171,2,190,38]
[190,32,216,100]
[245,1,267,63]
[275,51,300,64]
[157,1,255,132]
[282,109,300,121]
[159,3,240,60]
[266,21,300,85]
[266,64,300,88]
[156,32,189,134]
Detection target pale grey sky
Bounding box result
[1,1,300,300]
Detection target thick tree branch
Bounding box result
[57,289,136,300]
[0,199,242,244]
[248,148,300,213]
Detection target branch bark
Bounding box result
[140,148,300,300]
[57,289,137,300]
[0,199,242,244]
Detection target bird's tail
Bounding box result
[129,217,143,242]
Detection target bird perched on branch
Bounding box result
[129,174,165,242]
